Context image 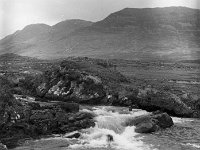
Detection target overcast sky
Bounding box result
[0,0,200,39]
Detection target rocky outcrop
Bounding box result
[36,68,106,104]
[125,112,174,133]
[126,87,194,117]
[28,108,94,134]
[0,143,7,150]
[0,94,95,149]
[0,59,129,148]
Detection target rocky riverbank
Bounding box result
[0,58,200,149]
[120,86,196,117]
[125,112,174,133]
[0,94,95,149]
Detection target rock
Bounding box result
[0,73,98,149]
[35,97,49,102]
[135,122,158,133]
[30,110,54,122]
[127,87,194,117]
[27,102,41,110]
[64,132,81,139]
[36,64,106,104]
[0,143,7,150]
[0,94,95,148]
[125,112,173,133]
[55,112,70,124]
[114,96,132,107]
[59,112,95,132]
[152,113,173,128]
[57,102,79,113]
[36,83,50,97]
[129,104,139,111]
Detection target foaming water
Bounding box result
[11,106,200,150]
[185,143,200,148]
[141,116,200,150]
[168,80,200,85]
[172,117,195,124]
[69,106,152,150]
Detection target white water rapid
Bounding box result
[12,106,200,150]
[67,106,155,150]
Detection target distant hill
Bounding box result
[0,19,93,59]
[0,7,200,61]
[0,53,38,62]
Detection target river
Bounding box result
[12,106,200,150]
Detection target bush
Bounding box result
[18,74,43,96]
[0,76,14,116]
[0,88,13,106]
[60,61,80,70]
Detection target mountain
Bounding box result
[0,20,93,59]
[0,7,200,61]
[66,7,200,61]
[0,53,39,63]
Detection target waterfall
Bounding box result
[11,106,200,150]
[68,106,155,150]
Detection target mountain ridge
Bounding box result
[0,7,200,61]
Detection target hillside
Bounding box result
[0,20,93,59]
[0,53,38,62]
[0,7,200,61]
[67,7,200,61]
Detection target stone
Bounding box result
[125,112,174,133]
[64,132,81,139]
[152,112,173,128]
[36,66,106,104]
[135,122,158,133]
[0,143,7,150]
[57,102,79,113]
[127,87,194,117]
[30,110,54,122]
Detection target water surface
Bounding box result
[12,106,200,150]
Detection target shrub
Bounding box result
[0,76,14,114]
[18,74,43,96]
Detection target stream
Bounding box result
[12,106,200,150]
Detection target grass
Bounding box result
[111,59,200,96]
[0,53,199,98]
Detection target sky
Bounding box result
[0,0,200,39]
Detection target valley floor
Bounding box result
[113,60,200,97]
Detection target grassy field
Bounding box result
[0,53,199,97]
[112,60,200,97]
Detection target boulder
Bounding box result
[0,143,7,150]
[36,83,50,97]
[59,102,79,112]
[151,112,174,128]
[58,112,95,132]
[36,64,106,104]
[51,102,79,113]
[125,112,174,133]
[135,122,158,133]
[0,92,95,149]
[30,110,54,122]
[128,87,194,117]
[27,101,41,110]
[64,132,81,139]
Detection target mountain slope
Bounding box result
[66,7,200,61]
[0,7,200,61]
[0,20,93,58]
